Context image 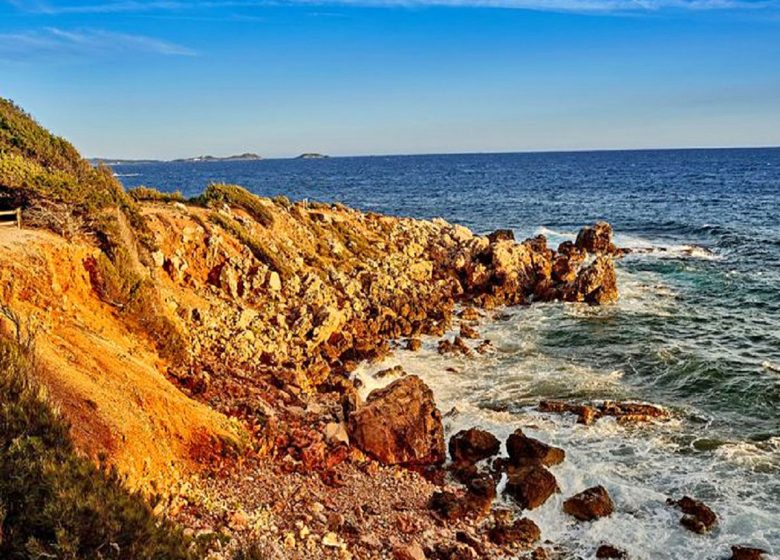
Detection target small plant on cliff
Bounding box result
[194,183,276,227]
[129,186,186,204]
[0,332,197,560]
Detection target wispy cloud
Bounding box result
[0,27,196,60]
[6,0,780,13]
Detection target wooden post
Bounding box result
[16,208,21,229]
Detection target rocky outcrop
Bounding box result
[348,376,445,466]
[449,428,501,465]
[667,496,717,534]
[563,486,614,521]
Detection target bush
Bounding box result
[0,335,196,560]
[194,184,276,227]
[129,186,186,204]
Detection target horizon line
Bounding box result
[94,144,780,162]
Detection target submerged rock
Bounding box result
[538,399,666,425]
[563,485,614,521]
[449,428,501,465]
[667,496,717,534]
[506,429,565,467]
[349,376,445,466]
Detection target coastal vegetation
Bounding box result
[0,323,195,560]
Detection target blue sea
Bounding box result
[113,148,780,559]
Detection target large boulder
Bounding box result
[506,429,565,467]
[575,222,616,255]
[563,486,614,521]
[504,464,559,510]
[449,428,501,465]
[349,375,445,466]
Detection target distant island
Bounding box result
[172,153,263,163]
[296,153,329,159]
[90,158,161,165]
[91,152,330,165]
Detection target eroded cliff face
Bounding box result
[0,192,619,490]
[0,228,242,492]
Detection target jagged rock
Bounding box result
[374,365,406,379]
[267,270,282,292]
[564,255,618,304]
[730,546,767,560]
[600,401,667,423]
[323,422,349,446]
[506,429,565,467]
[459,324,479,339]
[563,486,614,521]
[429,490,467,521]
[455,531,485,557]
[539,399,666,425]
[667,496,717,534]
[406,338,422,351]
[394,542,426,560]
[538,400,599,425]
[349,376,445,466]
[464,473,497,518]
[438,336,473,357]
[459,307,480,321]
[575,222,616,254]
[430,542,480,560]
[488,517,541,547]
[449,428,501,465]
[504,464,559,510]
[488,229,515,243]
[596,544,627,559]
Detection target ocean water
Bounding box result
[113,148,780,558]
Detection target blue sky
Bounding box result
[2,1,779,158]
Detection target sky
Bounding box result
[1,0,779,159]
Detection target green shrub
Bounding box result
[129,186,186,204]
[0,97,155,255]
[194,184,275,227]
[0,335,196,560]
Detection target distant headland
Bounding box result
[295,153,329,159]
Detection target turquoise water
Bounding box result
[114,148,780,558]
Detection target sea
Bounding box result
[112,148,780,559]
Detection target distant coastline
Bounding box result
[92,145,779,167]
